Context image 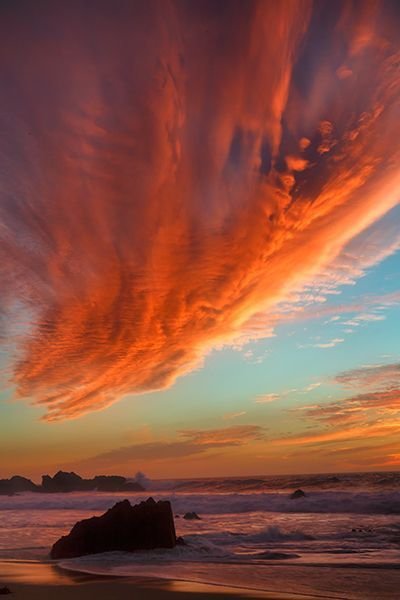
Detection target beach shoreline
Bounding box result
[0,559,327,600]
[2,558,400,600]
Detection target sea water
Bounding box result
[1,472,399,598]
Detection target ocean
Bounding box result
[1,472,400,598]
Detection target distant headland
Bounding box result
[0,470,144,495]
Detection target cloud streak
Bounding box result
[281,362,400,449]
[255,393,280,404]
[0,1,399,419]
[79,425,265,468]
[335,362,400,390]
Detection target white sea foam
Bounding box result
[1,489,399,515]
[241,525,315,543]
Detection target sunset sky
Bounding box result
[0,0,399,480]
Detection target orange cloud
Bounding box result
[281,372,400,449]
[271,440,400,472]
[78,424,265,470]
[270,419,400,448]
[299,389,400,424]
[0,1,399,419]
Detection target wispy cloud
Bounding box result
[79,425,266,468]
[303,382,322,392]
[274,440,400,471]
[257,358,400,463]
[270,417,400,447]
[297,388,400,426]
[299,338,344,349]
[335,362,400,390]
[324,316,340,324]
[280,362,400,449]
[314,338,345,349]
[223,411,247,420]
[256,382,321,403]
[255,393,280,404]
[269,290,400,330]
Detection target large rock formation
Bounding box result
[41,471,144,493]
[42,471,85,492]
[0,476,38,495]
[50,497,176,559]
[0,471,144,495]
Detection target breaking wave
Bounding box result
[1,489,399,515]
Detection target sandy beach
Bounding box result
[3,559,400,600]
[0,582,332,600]
[0,560,326,600]
[0,581,312,600]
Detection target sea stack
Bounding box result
[50,497,176,559]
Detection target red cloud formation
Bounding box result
[0,1,399,419]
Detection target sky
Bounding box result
[0,0,399,481]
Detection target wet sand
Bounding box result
[0,581,332,600]
[2,559,400,599]
[0,560,339,599]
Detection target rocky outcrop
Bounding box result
[0,471,144,495]
[290,489,306,499]
[0,476,38,495]
[42,471,85,492]
[50,497,176,559]
[183,511,201,520]
[176,536,186,545]
[41,471,145,493]
[0,587,11,595]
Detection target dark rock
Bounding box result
[41,471,145,493]
[0,587,11,595]
[290,489,306,499]
[176,536,186,545]
[0,471,145,494]
[183,512,201,520]
[9,476,38,492]
[0,476,38,495]
[92,475,126,491]
[50,497,176,559]
[42,471,84,493]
